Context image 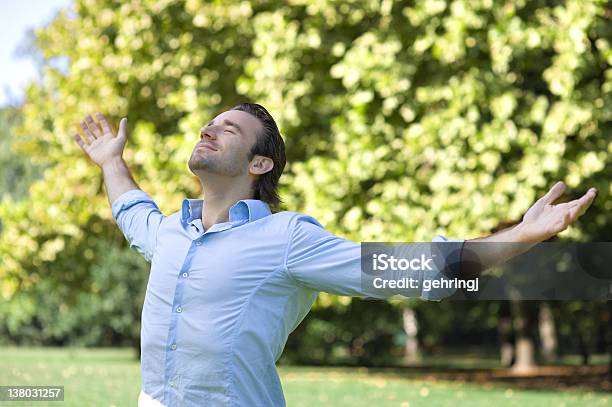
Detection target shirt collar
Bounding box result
[181,198,271,227]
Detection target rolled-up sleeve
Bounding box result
[284,214,464,301]
[111,189,164,262]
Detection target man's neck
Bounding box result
[200,177,254,230]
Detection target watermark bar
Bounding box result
[0,386,64,401]
[361,242,612,300]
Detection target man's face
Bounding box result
[188,109,263,177]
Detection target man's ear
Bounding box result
[249,155,274,175]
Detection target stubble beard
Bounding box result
[188,149,248,178]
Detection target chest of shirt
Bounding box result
[147,216,292,306]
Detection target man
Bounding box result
[74,103,597,406]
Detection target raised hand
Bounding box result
[74,113,127,168]
[518,181,597,243]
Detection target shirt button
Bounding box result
[176,306,182,313]
[169,381,175,387]
[171,343,177,350]
[195,240,202,246]
[182,272,189,278]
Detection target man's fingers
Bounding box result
[568,188,597,219]
[80,120,95,143]
[117,117,127,140]
[540,181,566,205]
[74,133,87,151]
[85,114,102,138]
[569,188,597,207]
[96,112,113,135]
[563,189,596,222]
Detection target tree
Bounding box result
[1,0,610,363]
[0,107,42,199]
[538,301,557,362]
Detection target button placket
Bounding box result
[168,374,180,389]
[164,238,200,398]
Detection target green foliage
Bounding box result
[0,218,147,347]
[282,299,404,366]
[0,0,610,361]
[0,107,43,200]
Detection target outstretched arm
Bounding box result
[74,113,164,262]
[284,214,462,300]
[73,112,138,205]
[283,182,597,300]
[462,181,597,275]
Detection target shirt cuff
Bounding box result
[423,234,465,301]
[111,189,157,220]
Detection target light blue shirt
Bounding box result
[112,189,461,406]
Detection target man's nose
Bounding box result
[200,126,218,139]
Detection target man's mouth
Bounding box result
[196,142,218,151]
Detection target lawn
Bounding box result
[0,347,609,406]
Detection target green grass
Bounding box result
[0,347,609,407]
[0,348,140,406]
[280,366,609,407]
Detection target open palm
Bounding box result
[520,181,597,243]
[74,113,127,167]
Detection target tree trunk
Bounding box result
[402,307,419,364]
[538,301,557,363]
[569,304,591,366]
[572,319,590,366]
[511,300,537,373]
[498,300,514,367]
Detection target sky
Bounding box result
[0,0,73,107]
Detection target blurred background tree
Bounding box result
[0,0,610,369]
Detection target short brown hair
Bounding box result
[231,102,286,208]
